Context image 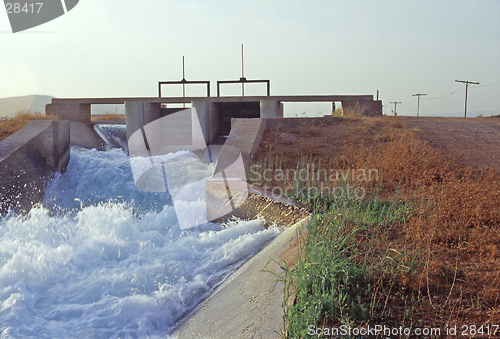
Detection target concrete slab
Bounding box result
[52,95,374,105]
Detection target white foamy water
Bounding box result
[0,148,280,339]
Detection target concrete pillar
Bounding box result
[46,103,91,124]
[125,101,161,141]
[260,100,282,118]
[208,101,219,143]
[192,100,215,144]
[192,100,207,144]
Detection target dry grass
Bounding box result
[255,117,500,333]
[255,117,400,170]
[91,114,125,121]
[0,110,56,142]
[341,131,500,329]
[0,111,126,142]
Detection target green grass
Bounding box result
[283,215,368,337]
[281,197,415,338]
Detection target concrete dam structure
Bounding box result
[2,90,382,215]
[46,94,382,144]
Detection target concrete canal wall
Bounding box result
[0,120,70,214]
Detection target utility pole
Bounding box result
[412,93,427,117]
[455,80,479,117]
[390,101,401,116]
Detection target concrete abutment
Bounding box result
[46,102,91,124]
[342,100,383,117]
[260,99,283,118]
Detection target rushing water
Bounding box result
[0,148,280,339]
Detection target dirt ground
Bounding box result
[255,116,500,173]
[405,117,500,172]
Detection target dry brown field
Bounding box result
[254,116,500,335]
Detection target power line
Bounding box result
[424,88,463,100]
[412,93,427,117]
[422,83,496,101]
[390,101,402,116]
[400,98,417,106]
[455,80,479,117]
[477,82,500,88]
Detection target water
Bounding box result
[0,148,281,339]
[93,124,128,150]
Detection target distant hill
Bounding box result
[0,95,126,118]
[0,95,54,117]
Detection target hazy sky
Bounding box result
[1,0,499,116]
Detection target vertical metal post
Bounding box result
[182,56,186,108]
[241,44,244,79]
[241,44,245,96]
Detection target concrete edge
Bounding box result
[171,215,311,339]
[0,120,53,162]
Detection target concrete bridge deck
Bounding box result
[51,95,374,105]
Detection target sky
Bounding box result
[1,0,499,117]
